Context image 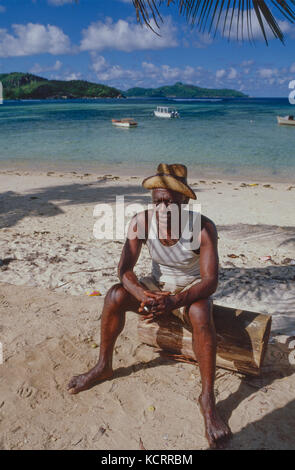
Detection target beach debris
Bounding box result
[240,182,259,188]
[97,174,119,182]
[33,230,50,235]
[260,256,272,262]
[91,343,98,349]
[72,437,83,446]
[86,290,101,296]
[70,268,98,275]
[147,405,155,412]
[0,257,16,267]
[53,281,71,290]
[227,254,239,259]
[139,438,146,450]
[99,426,106,436]
[49,255,65,263]
[282,258,295,265]
[263,184,273,188]
[287,186,295,191]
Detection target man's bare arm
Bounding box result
[118,214,147,302]
[172,216,219,309]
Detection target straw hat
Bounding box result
[142,163,196,200]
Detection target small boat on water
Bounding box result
[153,106,179,119]
[111,118,138,128]
[277,115,295,126]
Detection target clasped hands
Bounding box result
[138,290,177,323]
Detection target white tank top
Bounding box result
[146,210,201,287]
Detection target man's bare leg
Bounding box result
[187,298,231,449]
[67,283,140,394]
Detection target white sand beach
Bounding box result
[0,169,295,450]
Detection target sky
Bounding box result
[0,0,295,96]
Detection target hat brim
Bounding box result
[142,174,196,200]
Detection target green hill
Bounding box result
[0,72,123,99]
[124,82,247,98]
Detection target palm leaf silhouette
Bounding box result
[132,0,295,44]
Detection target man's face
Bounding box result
[152,188,187,238]
[152,188,186,208]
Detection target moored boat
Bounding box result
[277,115,295,126]
[111,118,138,128]
[153,106,179,118]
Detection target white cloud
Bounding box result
[80,17,178,52]
[258,68,278,78]
[90,54,212,89]
[0,5,6,13]
[65,72,82,81]
[91,54,108,74]
[228,67,238,80]
[216,69,226,79]
[90,52,140,83]
[30,60,63,74]
[142,61,158,74]
[0,23,72,57]
[88,52,295,97]
[192,32,213,49]
[290,63,295,74]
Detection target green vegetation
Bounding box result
[0,72,123,99]
[124,82,247,98]
[0,74,247,100]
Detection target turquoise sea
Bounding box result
[0,97,295,180]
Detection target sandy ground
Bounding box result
[0,169,295,450]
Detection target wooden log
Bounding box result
[138,305,272,376]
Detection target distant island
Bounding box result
[0,72,123,100]
[0,73,247,100]
[124,82,248,99]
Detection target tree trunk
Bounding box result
[137,305,272,376]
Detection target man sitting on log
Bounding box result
[68,163,232,449]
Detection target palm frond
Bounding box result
[132,0,295,44]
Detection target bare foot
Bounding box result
[67,365,113,394]
[198,393,232,449]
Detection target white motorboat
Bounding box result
[111,118,138,128]
[277,115,295,126]
[153,106,179,118]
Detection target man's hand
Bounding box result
[138,290,176,323]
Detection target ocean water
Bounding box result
[0,97,295,180]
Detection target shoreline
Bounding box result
[1,163,295,184]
